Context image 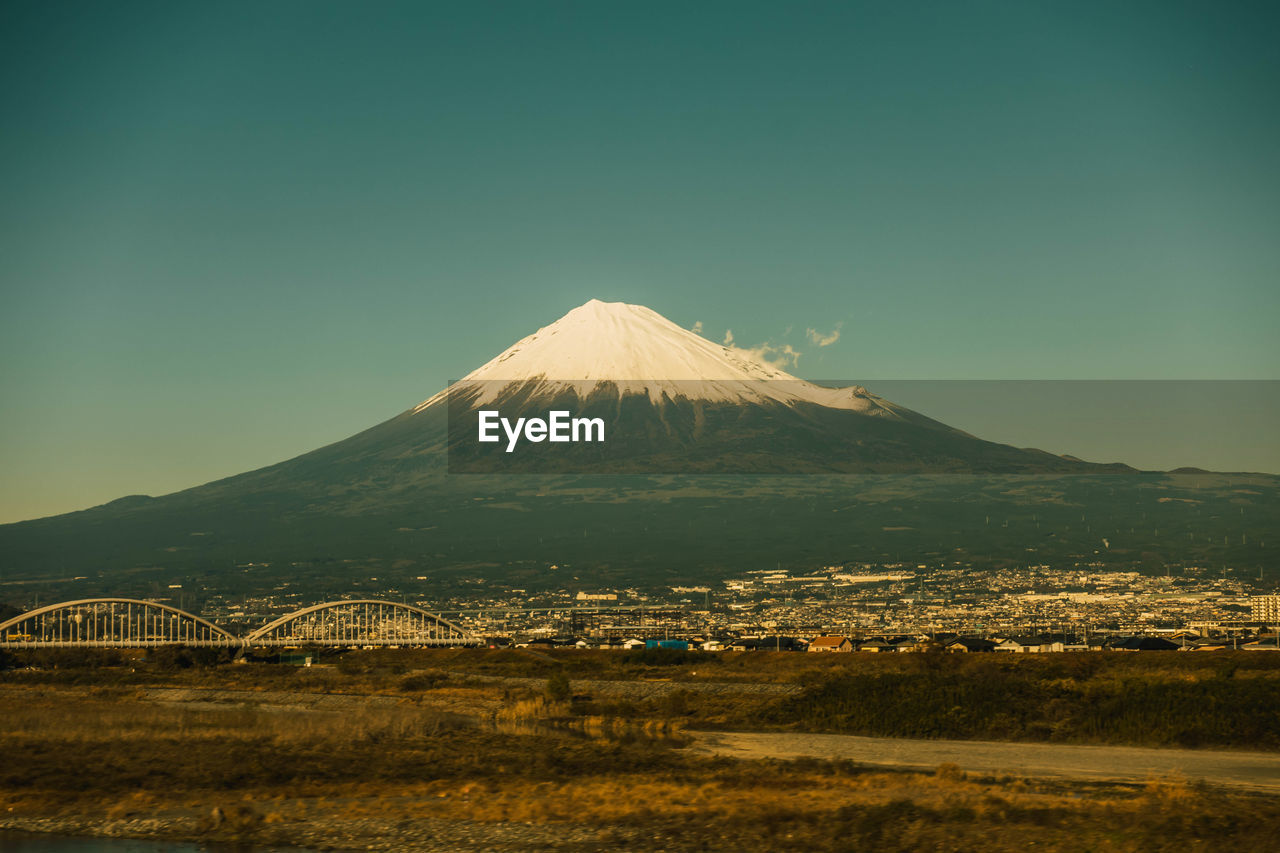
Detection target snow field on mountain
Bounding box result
[416,299,901,418]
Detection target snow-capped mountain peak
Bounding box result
[466,299,791,382]
[415,299,896,415]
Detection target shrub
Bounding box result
[546,671,571,701]
[398,671,449,691]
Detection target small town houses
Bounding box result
[508,629,1279,653]
[807,635,854,653]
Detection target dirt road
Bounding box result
[692,731,1280,791]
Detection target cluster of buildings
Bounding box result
[498,568,1280,650]
[510,628,1278,654]
[696,564,1276,637]
[147,565,1280,652]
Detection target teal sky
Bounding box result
[2,1,1278,522]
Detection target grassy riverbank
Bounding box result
[3,649,1280,850]
[6,646,1280,749]
[2,681,1279,852]
[749,655,1280,748]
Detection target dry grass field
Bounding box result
[2,649,1279,851]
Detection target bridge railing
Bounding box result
[0,598,480,649]
[246,599,476,646]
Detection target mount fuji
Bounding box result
[429,299,1122,474]
[430,298,934,413]
[2,299,1269,592]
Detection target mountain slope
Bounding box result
[4,299,1268,592]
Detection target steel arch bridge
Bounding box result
[0,598,479,649]
[246,600,477,647]
[0,598,239,648]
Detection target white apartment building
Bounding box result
[1251,594,1280,623]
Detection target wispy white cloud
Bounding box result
[806,322,843,347]
[722,317,842,370]
[691,320,703,335]
[742,342,801,370]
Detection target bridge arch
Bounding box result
[245,599,477,646]
[0,598,239,647]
